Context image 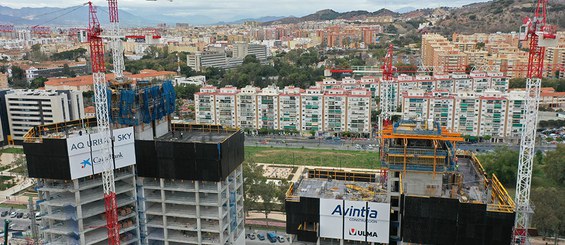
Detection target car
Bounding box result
[278,236,285,243]
[23,213,29,219]
[9,212,16,218]
[1,211,8,217]
[307,136,315,139]
[257,233,265,241]
[248,234,256,240]
[16,213,23,218]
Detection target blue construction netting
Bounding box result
[118,89,137,126]
[162,81,176,114]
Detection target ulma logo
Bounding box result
[81,159,92,168]
[348,228,378,238]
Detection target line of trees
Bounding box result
[477,146,565,237]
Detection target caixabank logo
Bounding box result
[348,228,379,238]
[79,152,125,168]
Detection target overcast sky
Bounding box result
[2,0,489,20]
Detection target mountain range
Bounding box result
[0,0,562,34]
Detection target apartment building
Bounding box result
[232,42,268,62]
[346,89,371,133]
[300,87,324,133]
[256,86,279,130]
[236,86,259,130]
[278,86,302,131]
[323,89,347,132]
[401,89,526,141]
[194,85,217,125]
[195,84,372,135]
[4,89,84,140]
[215,86,238,128]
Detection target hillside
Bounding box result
[0,5,153,27]
[264,8,399,25]
[434,0,565,35]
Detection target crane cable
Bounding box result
[31,4,85,28]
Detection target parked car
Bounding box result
[16,213,23,218]
[0,211,8,217]
[257,233,265,241]
[267,232,278,243]
[277,235,285,243]
[23,213,29,219]
[248,233,256,240]
[9,212,17,218]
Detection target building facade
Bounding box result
[4,89,84,140]
[196,85,372,135]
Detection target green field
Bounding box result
[0,148,24,154]
[245,146,380,169]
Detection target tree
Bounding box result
[175,84,200,100]
[531,187,565,238]
[259,181,278,227]
[10,66,27,88]
[243,161,267,215]
[476,147,519,186]
[543,144,565,186]
[62,64,76,77]
[243,54,260,65]
[29,77,47,89]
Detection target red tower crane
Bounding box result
[87,2,120,245]
[514,0,557,244]
[382,44,394,81]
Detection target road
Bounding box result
[245,135,558,152]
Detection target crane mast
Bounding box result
[379,44,394,132]
[107,0,125,81]
[87,2,120,245]
[514,0,556,244]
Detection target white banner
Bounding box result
[319,199,343,240]
[319,198,390,243]
[67,127,135,180]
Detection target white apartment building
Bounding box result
[278,86,302,131]
[215,86,238,128]
[300,87,324,133]
[402,89,526,141]
[5,89,84,140]
[236,86,259,130]
[194,85,372,135]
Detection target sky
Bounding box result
[1,0,489,21]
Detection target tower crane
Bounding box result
[379,44,395,132]
[107,0,125,82]
[87,2,120,245]
[514,0,557,244]
[379,44,394,184]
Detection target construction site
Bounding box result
[285,119,516,245]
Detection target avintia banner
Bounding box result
[320,199,390,243]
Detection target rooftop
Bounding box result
[156,130,235,144]
[289,168,387,203]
